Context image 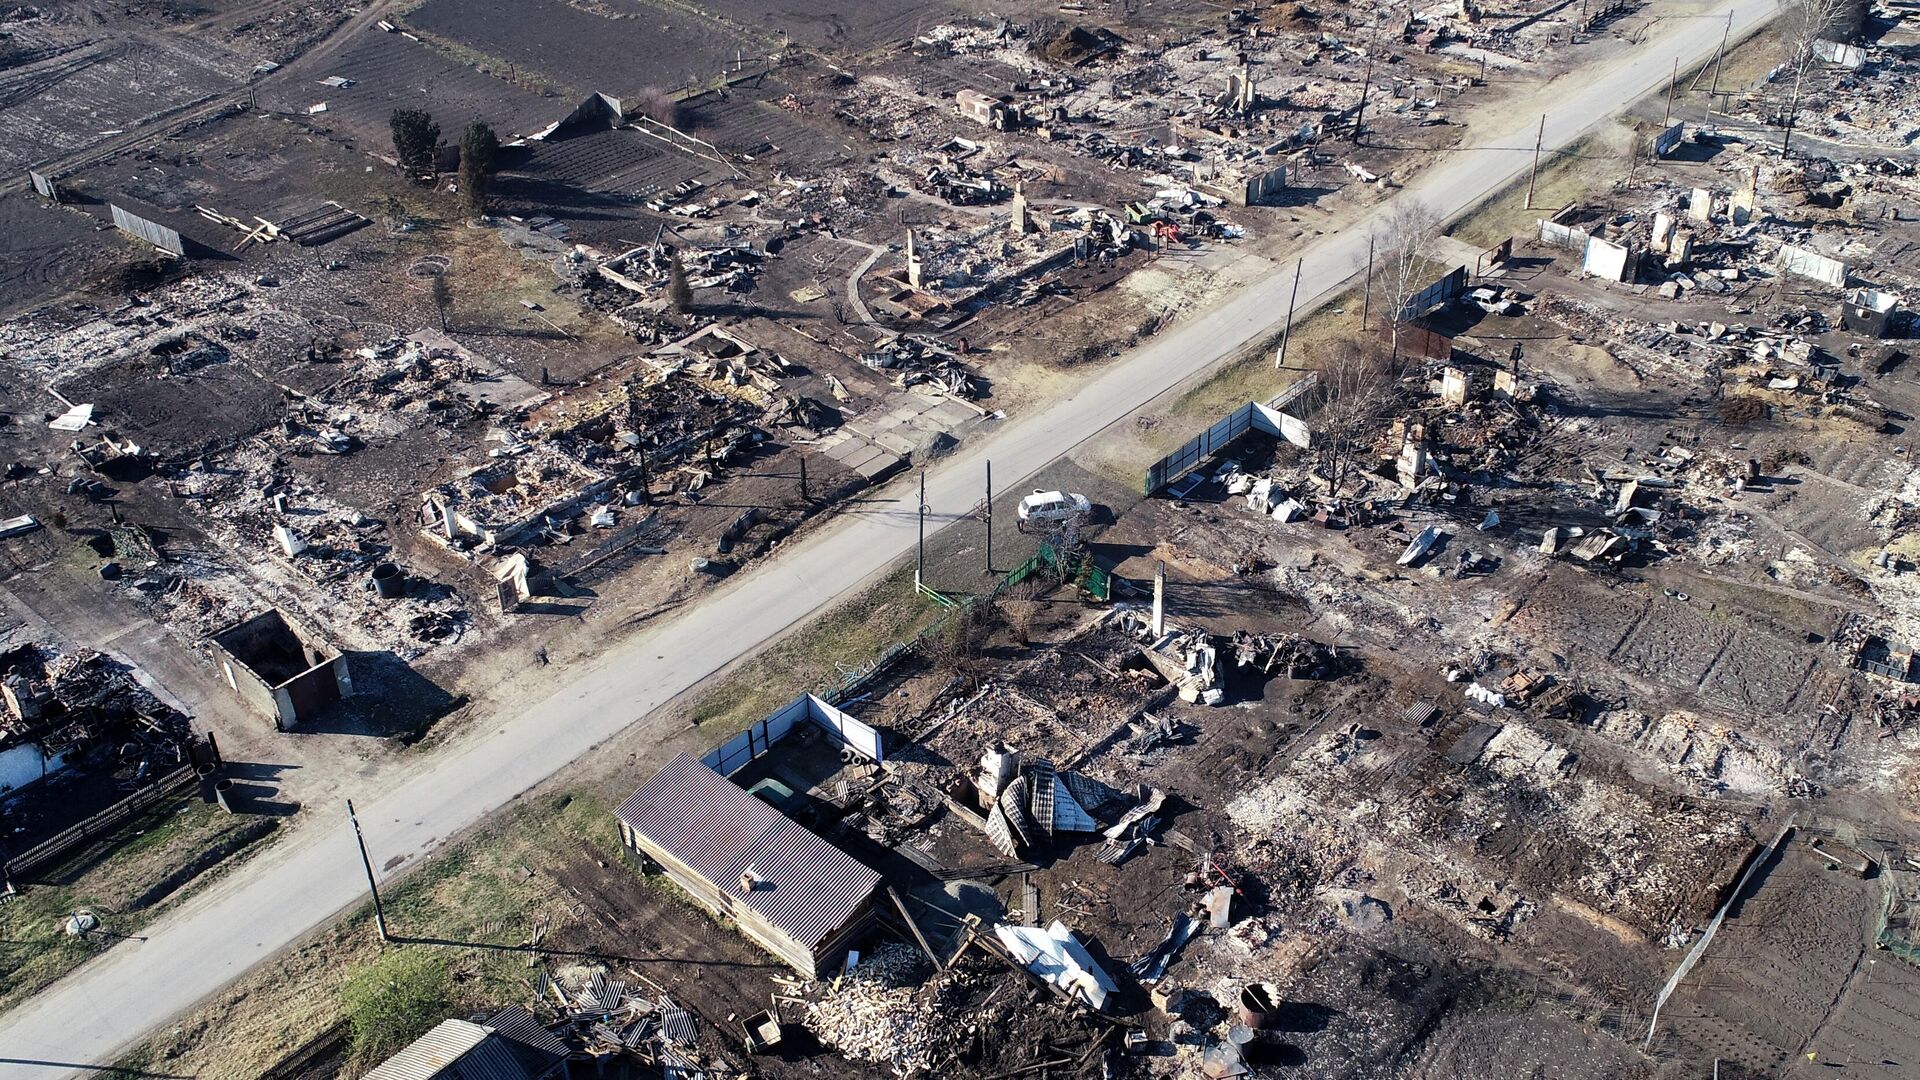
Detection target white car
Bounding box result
[1017,489,1092,527]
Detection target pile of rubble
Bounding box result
[0,643,193,795]
[861,335,982,399]
[805,940,1119,1079]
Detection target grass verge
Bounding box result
[684,560,943,732]
[1072,289,1359,489]
[116,790,626,1079]
[0,795,277,1015]
[1446,128,1627,247]
[114,559,945,1076]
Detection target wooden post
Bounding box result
[1524,114,1546,210]
[1706,12,1732,119]
[889,887,943,970]
[347,800,390,943]
[1352,52,1375,143]
[799,455,810,503]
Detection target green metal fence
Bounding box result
[993,543,1112,602]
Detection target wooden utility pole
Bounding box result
[799,456,810,503]
[1706,12,1732,119]
[983,460,993,575]
[1361,237,1375,330]
[1275,259,1304,369]
[1662,57,1678,127]
[1524,114,1546,209]
[347,800,390,943]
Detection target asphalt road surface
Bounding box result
[0,2,1782,1073]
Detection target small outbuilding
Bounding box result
[208,609,352,731]
[616,752,882,977]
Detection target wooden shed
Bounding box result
[616,753,882,978]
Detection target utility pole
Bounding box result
[1352,52,1375,143]
[915,470,926,590]
[1706,12,1732,119]
[798,456,810,503]
[347,800,390,943]
[1662,57,1678,128]
[1275,258,1304,369]
[1524,114,1546,209]
[983,460,993,575]
[1361,237,1375,330]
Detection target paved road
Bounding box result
[0,2,1780,1073]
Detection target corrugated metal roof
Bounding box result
[362,1019,531,1080]
[617,753,882,953]
[482,1006,569,1078]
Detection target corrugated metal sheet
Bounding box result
[618,753,881,953]
[482,1006,569,1078]
[363,1019,531,1080]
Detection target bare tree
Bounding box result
[1367,200,1441,364]
[926,603,991,689]
[428,271,452,333]
[634,87,685,128]
[1312,336,1401,497]
[1625,126,1650,189]
[1777,0,1860,151]
[997,578,1044,646]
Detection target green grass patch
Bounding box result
[340,948,453,1068]
[116,788,632,1079]
[0,796,276,1015]
[1446,130,1622,247]
[685,561,940,733]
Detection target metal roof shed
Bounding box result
[616,753,883,977]
[362,1013,567,1080]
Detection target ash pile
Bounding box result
[804,940,1123,1079]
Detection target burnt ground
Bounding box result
[402,0,754,99]
[0,191,134,319]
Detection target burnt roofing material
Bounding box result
[617,753,881,952]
